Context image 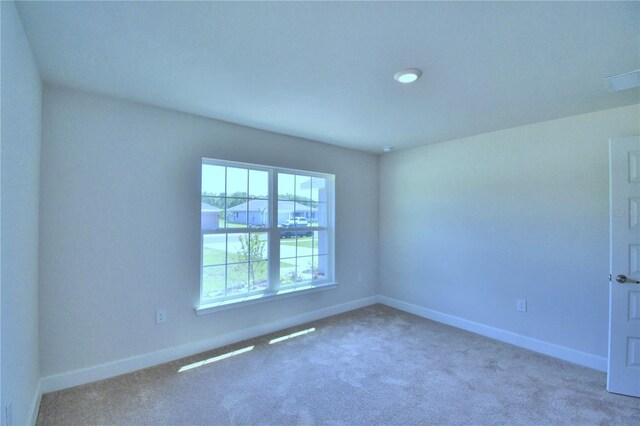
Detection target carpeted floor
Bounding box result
[37,304,639,425]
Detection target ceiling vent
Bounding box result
[605,70,640,92]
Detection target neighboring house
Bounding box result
[201,202,221,231]
[279,200,318,224]
[226,199,269,226]
[227,199,317,225]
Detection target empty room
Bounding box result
[2,1,639,425]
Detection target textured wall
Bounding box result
[379,104,640,359]
[39,85,379,377]
[1,1,42,425]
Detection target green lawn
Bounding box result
[280,236,313,248]
[203,260,268,298]
[203,235,320,299]
[203,246,263,265]
[203,247,227,266]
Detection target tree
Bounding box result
[236,233,267,289]
[202,191,249,209]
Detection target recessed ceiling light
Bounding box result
[383,146,393,152]
[394,68,422,84]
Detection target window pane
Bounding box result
[295,175,312,202]
[250,233,269,262]
[249,261,268,291]
[228,233,249,263]
[278,173,295,200]
[278,200,295,227]
[280,231,297,258]
[202,164,225,196]
[203,234,226,266]
[294,202,311,224]
[227,167,248,197]
[227,262,248,295]
[203,265,225,300]
[280,258,297,286]
[249,170,268,199]
[297,256,313,282]
[313,231,328,256]
[296,234,313,257]
[225,198,248,228]
[247,199,269,228]
[201,199,224,231]
[311,202,327,227]
[312,177,327,202]
[313,255,328,281]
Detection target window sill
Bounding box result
[195,282,338,315]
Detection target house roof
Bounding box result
[227,199,311,212]
[201,202,221,213]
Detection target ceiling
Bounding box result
[16,1,640,153]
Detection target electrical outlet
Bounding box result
[156,309,167,324]
[516,299,527,312]
[5,401,12,426]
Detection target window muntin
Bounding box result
[201,164,269,230]
[279,230,328,286]
[200,159,334,306]
[277,174,327,227]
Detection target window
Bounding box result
[200,158,335,310]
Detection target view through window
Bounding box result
[200,158,334,306]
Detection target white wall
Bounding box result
[39,85,378,378]
[0,2,42,425]
[379,104,640,362]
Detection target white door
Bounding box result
[608,136,640,397]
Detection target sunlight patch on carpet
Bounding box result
[269,327,316,344]
[178,346,255,372]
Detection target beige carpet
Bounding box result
[37,305,639,425]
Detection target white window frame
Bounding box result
[197,158,336,314]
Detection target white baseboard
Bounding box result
[378,295,607,372]
[40,296,378,393]
[28,380,42,426]
[39,294,605,395]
